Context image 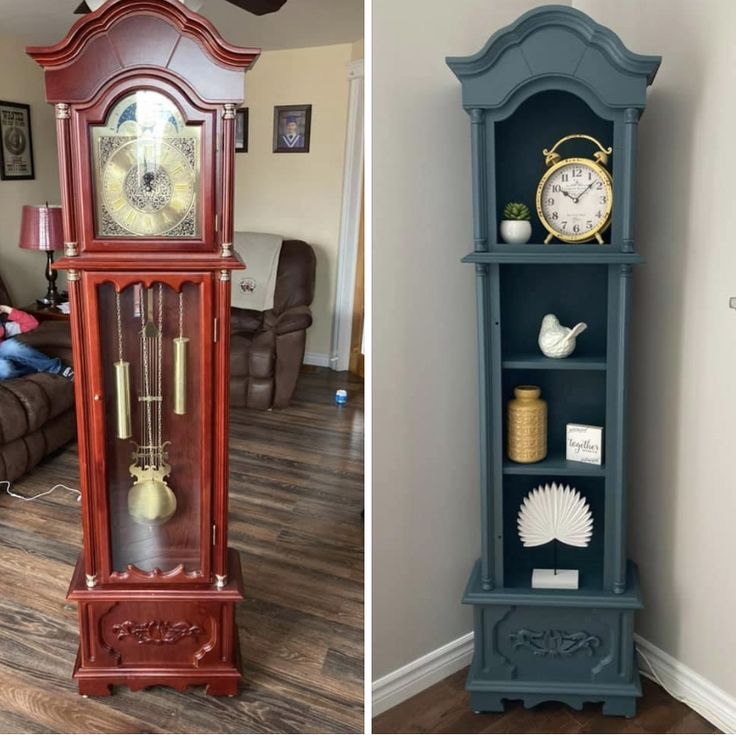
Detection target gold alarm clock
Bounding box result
[535,134,613,244]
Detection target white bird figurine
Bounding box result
[538,314,587,359]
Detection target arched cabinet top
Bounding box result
[446,5,660,113]
[27,0,260,105]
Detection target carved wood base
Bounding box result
[68,548,244,697]
[469,687,639,718]
[72,628,242,697]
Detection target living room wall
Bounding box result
[232,42,355,362]
[0,36,61,306]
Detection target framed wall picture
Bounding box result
[0,101,34,181]
[235,107,248,153]
[273,104,312,153]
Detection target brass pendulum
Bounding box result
[127,284,177,526]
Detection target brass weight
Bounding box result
[114,360,132,439]
[173,336,189,415]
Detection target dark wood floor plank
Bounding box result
[373,666,720,734]
[0,367,364,734]
[0,663,157,734]
[667,709,722,734]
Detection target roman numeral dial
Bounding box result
[92,90,201,239]
[100,141,196,237]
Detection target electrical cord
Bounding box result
[636,645,704,724]
[1,480,80,503]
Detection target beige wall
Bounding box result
[574,0,736,701]
[0,36,60,305]
[372,0,563,679]
[350,39,364,61]
[234,43,354,358]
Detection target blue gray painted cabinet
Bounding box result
[447,5,660,717]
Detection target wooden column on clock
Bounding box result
[447,7,660,718]
[27,0,260,697]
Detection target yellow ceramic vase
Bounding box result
[507,385,547,463]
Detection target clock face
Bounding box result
[536,158,612,242]
[91,91,201,239]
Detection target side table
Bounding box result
[20,303,71,323]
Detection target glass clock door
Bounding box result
[90,90,201,239]
[91,275,213,581]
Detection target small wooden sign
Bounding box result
[566,423,603,465]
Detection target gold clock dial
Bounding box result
[91,91,201,239]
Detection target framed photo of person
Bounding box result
[235,107,248,153]
[0,100,34,181]
[273,104,312,153]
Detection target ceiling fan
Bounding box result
[74,0,288,16]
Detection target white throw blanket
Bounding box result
[231,232,284,312]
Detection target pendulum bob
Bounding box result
[173,336,189,415]
[114,360,132,439]
[128,478,177,526]
[128,460,177,526]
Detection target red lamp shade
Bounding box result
[18,204,64,252]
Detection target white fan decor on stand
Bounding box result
[517,482,593,589]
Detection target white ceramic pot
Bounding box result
[500,220,532,244]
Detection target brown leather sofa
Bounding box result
[0,273,76,484]
[230,240,316,409]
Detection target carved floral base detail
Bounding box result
[510,628,600,657]
[112,620,202,645]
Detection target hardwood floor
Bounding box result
[0,367,364,734]
[373,668,719,734]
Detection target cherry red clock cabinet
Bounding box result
[27,0,259,696]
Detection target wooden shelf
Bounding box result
[503,453,605,477]
[463,560,643,609]
[502,354,607,371]
[462,250,644,265]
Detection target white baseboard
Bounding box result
[635,634,736,733]
[372,630,736,731]
[303,352,331,368]
[372,632,474,716]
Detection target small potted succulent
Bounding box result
[500,202,532,244]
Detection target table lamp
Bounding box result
[18,203,66,307]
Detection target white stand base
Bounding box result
[532,568,579,589]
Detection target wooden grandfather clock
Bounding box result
[27,0,259,696]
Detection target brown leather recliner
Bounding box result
[0,273,76,483]
[230,240,316,409]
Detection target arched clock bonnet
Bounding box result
[28,0,259,257]
[447,5,660,253]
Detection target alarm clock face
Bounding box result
[537,158,612,242]
[91,90,201,239]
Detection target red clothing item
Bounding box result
[0,308,39,344]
